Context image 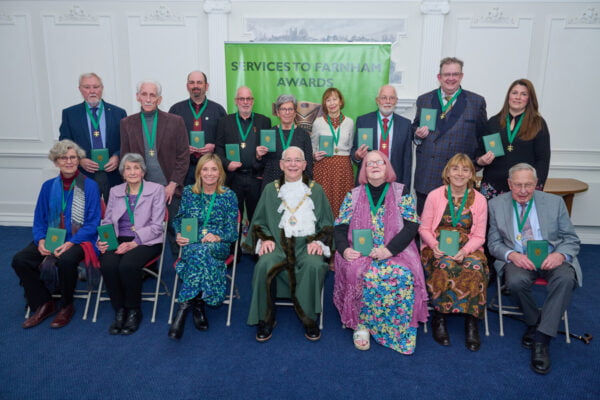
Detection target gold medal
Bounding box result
[132,226,136,232]
[516,233,522,241]
[241,142,246,149]
[194,121,200,127]
[381,143,387,149]
[440,113,446,120]
[202,228,208,236]
[334,148,339,154]
[149,149,155,157]
[507,145,514,152]
[289,215,297,226]
[93,130,100,137]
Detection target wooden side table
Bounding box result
[543,178,589,216]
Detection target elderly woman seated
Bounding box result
[12,140,101,329]
[97,153,165,335]
[333,150,428,354]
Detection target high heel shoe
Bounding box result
[168,300,192,340]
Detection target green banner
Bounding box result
[224,42,391,127]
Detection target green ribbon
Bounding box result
[506,112,525,146]
[61,180,76,214]
[85,101,104,132]
[376,112,393,143]
[366,183,390,220]
[202,191,217,234]
[447,185,468,227]
[512,199,533,235]
[125,181,144,227]
[141,112,158,152]
[437,88,462,114]
[236,112,254,143]
[278,124,295,150]
[188,99,208,121]
[326,114,342,147]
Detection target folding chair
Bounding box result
[274,286,325,330]
[93,209,170,323]
[25,289,95,320]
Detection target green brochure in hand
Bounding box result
[420,108,437,131]
[45,227,66,253]
[357,128,373,150]
[527,240,549,270]
[225,144,240,162]
[319,135,333,157]
[91,148,109,171]
[97,224,118,251]
[260,129,276,152]
[352,229,373,256]
[181,217,198,243]
[439,229,459,257]
[483,132,505,157]
[189,131,205,148]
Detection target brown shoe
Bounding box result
[50,304,75,328]
[23,301,56,329]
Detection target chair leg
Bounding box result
[92,277,104,323]
[168,277,179,325]
[484,307,489,337]
[564,310,571,344]
[497,274,505,337]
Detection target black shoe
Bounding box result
[464,315,481,352]
[256,320,275,342]
[304,322,321,341]
[192,298,208,331]
[531,342,551,375]
[109,309,127,335]
[431,313,450,346]
[522,326,537,349]
[168,300,192,340]
[121,309,142,335]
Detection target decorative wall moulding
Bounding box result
[55,5,99,25]
[566,8,600,28]
[471,7,518,28]
[141,5,184,26]
[420,1,450,15]
[203,0,232,14]
[0,12,15,25]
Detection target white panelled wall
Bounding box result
[0,0,598,243]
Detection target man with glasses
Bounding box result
[412,57,487,214]
[169,70,226,185]
[352,85,413,190]
[488,163,580,375]
[215,86,271,223]
[244,146,333,343]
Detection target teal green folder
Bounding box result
[45,227,66,253]
[97,224,118,251]
[352,229,373,256]
[439,229,459,257]
[483,133,505,157]
[260,129,276,152]
[91,148,109,171]
[527,240,549,270]
[181,217,198,243]
[420,108,437,131]
[357,128,373,150]
[225,144,240,162]
[189,131,205,148]
[319,135,333,156]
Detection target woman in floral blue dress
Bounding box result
[168,154,238,339]
[333,151,428,354]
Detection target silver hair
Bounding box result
[136,79,162,97]
[79,72,103,87]
[281,146,305,161]
[48,139,85,162]
[508,162,538,181]
[119,153,147,175]
[275,94,297,110]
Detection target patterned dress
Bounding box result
[335,192,419,354]
[173,186,238,305]
[421,196,488,318]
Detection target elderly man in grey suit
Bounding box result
[488,163,580,375]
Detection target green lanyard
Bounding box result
[365,183,390,220]
[125,181,144,228]
[188,99,208,121]
[506,112,525,146]
[437,88,462,114]
[376,112,393,142]
[201,191,217,235]
[236,112,254,142]
[326,114,342,147]
[84,101,104,132]
[141,112,158,152]
[61,180,76,214]
[278,124,295,150]
[512,199,533,234]
[447,185,468,227]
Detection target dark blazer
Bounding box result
[168,98,226,145]
[120,110,189,196]
[412,88,487,195]
[59,101,127,186]
[351,111,413,189]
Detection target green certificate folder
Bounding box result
[45,227,66,253]
[97,224,118,251]
[420,108,437,131]
[189,131,205,148]
[260,129,276,152]
[91,148,109,171]
[357,128,373,150]
[439,229,459,257]
[352,229,373,256]
[181,217,198,243]
[483,133,505,157]
[225,144,240,162]
[319,135,333,157]
[527,240,549,270]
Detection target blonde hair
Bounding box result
[442,153,477,188]
[192,154,226,195]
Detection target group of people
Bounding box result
[11,57,580,376]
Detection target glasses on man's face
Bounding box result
[378,96,397,102]
[236,97,254,103]
[366,160,385,167]
[279,107,295,113]
[510,182,535,191]
[58,156,78,163]
[282,158,305,164]
[440,72,462,78]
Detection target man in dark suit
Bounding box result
[488,163,581,375]
[215,86,271,223]
[59,73,127,201]
[351,85,413,190]
[412,57,487,214]
[120,80,189,258]
[168,71,227,186]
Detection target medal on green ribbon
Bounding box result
[278,124,295,151]
[201,191,217,236]
[447,185,468,227]
[188,99,208,129]
[376,113,393,148]
[236,112,254,150]
[141,112,158,156]
[85,101,104,137]
[437,88,462,119]
[512,199,533,242]
[125,181,144,232]
[366,183,390,225]
[327,114,342,154]
[506,112,525,152]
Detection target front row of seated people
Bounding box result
[12,141,580,375]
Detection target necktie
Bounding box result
[193,103,203,131]
[444,95,454,114]
[91,107,103,149]
[380,118,389,157]
[520,202,534,246]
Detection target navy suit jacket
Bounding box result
[351,111,413,189]
[59,101,127,186]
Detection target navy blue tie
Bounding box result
[91,107,103,149]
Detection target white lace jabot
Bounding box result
[277,180,316,238]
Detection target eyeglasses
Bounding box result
[279,107,295,113]
[378,96,397,102]
[440,72,462,78]
[236,97,254,102]
[282,158,305,164]
[366,160,385,167]
[510,183,536,190]
[57,156,78,162]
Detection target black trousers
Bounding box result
[12,241,84,310]
[228,171,262,223]
[100,238,162,311]
[416,191,428,216]
[166,195,181,259]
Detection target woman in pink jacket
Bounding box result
[419,153,488,352]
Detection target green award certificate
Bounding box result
[225,144,240,162]
[420,108,437,131]
[357,128,373,150]
[45,227,66,253]
[97,224,118,251]
[91,148,109,171]
[181,217,198,243]
[527,240,549,270]
[483,133,505,157]
[260,129,276,152]
[319,135,333,157]
[352,229,373,256]
[189,131,205,148]
[439,229,459,257]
